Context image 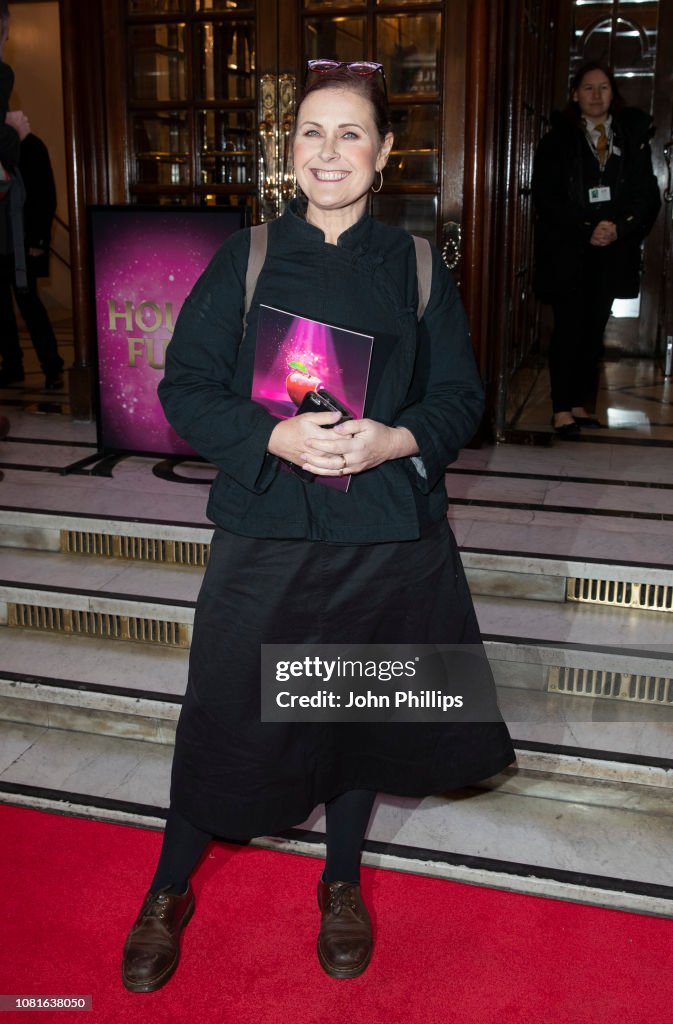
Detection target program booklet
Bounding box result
[251,304,374,492]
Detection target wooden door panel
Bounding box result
[60,0,474,409]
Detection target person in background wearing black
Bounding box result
[532,62,660,436]
[0,4,63,391]
[0,3,21,168]
[0,4,24,452]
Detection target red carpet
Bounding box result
[3,803,673,1024]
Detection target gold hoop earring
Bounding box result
[371,170,383,194]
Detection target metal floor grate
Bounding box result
[549,665,673,705]
[7,603,189,648]
[567,577,673,612]
[61,530,210,567]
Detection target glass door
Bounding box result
[123,0,459,241]
[301,0,444,239]
[125,0,260,213]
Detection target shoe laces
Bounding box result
[141,888,176,923]
[325,881,359,916]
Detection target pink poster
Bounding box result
[90,207,245,456]
[252,304,374,491]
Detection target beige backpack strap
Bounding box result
[243,222,268,333]
[412,234,432,320]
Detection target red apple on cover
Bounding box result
[286,360,323,407]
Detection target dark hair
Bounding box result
[297,68,392,141]
[565,62,625,121]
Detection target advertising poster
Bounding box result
[90,206,246,457]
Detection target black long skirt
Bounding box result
[170,518,515,839]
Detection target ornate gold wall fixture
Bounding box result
[258,73,296,220]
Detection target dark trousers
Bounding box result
[0,255,63,375]
[549,258,615,414]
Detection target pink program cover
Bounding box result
[251,304,374,492]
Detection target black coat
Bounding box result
[0,60,19,170]
[532,108,661,301]
[19,133,57,277]
[159,200,485,544]
[0,60,23,264]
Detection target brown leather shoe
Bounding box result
[121,884,195,993]
[317,878,372,979]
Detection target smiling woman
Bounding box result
[293,77,393,243]
[121,61,514,996]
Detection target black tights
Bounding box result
[151,790,376,894]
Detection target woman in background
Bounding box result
[532,62,660,436]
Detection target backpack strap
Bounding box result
[243,222,268,333]
[412,234,432,320]
[243,222,431,328]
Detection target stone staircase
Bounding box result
[1,423,672,916]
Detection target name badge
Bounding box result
[589,186,611,203]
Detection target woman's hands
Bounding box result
[590,220,617,246]
[267,412,418,477]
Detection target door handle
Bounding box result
[258,117,275,201]
[258,74,277,210]
[279,74,296,202]
[664,138,673,203]
[257,73,296,218]
[442,221,462,270]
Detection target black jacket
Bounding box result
[0,60,19,170]
[0,59,26,276]
[19,133,57,277]
[532,107,661,300]
[159,200,484,544]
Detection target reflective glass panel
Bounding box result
[304,18,365,63]
[197,20,256,99]
[198,0,254,10]
[387,105,438,185]
[570,1,659,110]
[371,194,437,239]
[129,24,187,102]
[132,111,190,185]
[303,0,362,7]
[199,195,256,221]
[377,14,441,96]
[129,0,185,12]
[198,110,256,184]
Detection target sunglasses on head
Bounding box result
[304,59,387,96]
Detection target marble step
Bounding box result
[0,551,671,678]
[1,548,671,766]
[2,546,672,650]
[0,547,199,646]
[1,507,672,611]
[0,617,672,765]
[1,719,672,917]
[445,470,673,518]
